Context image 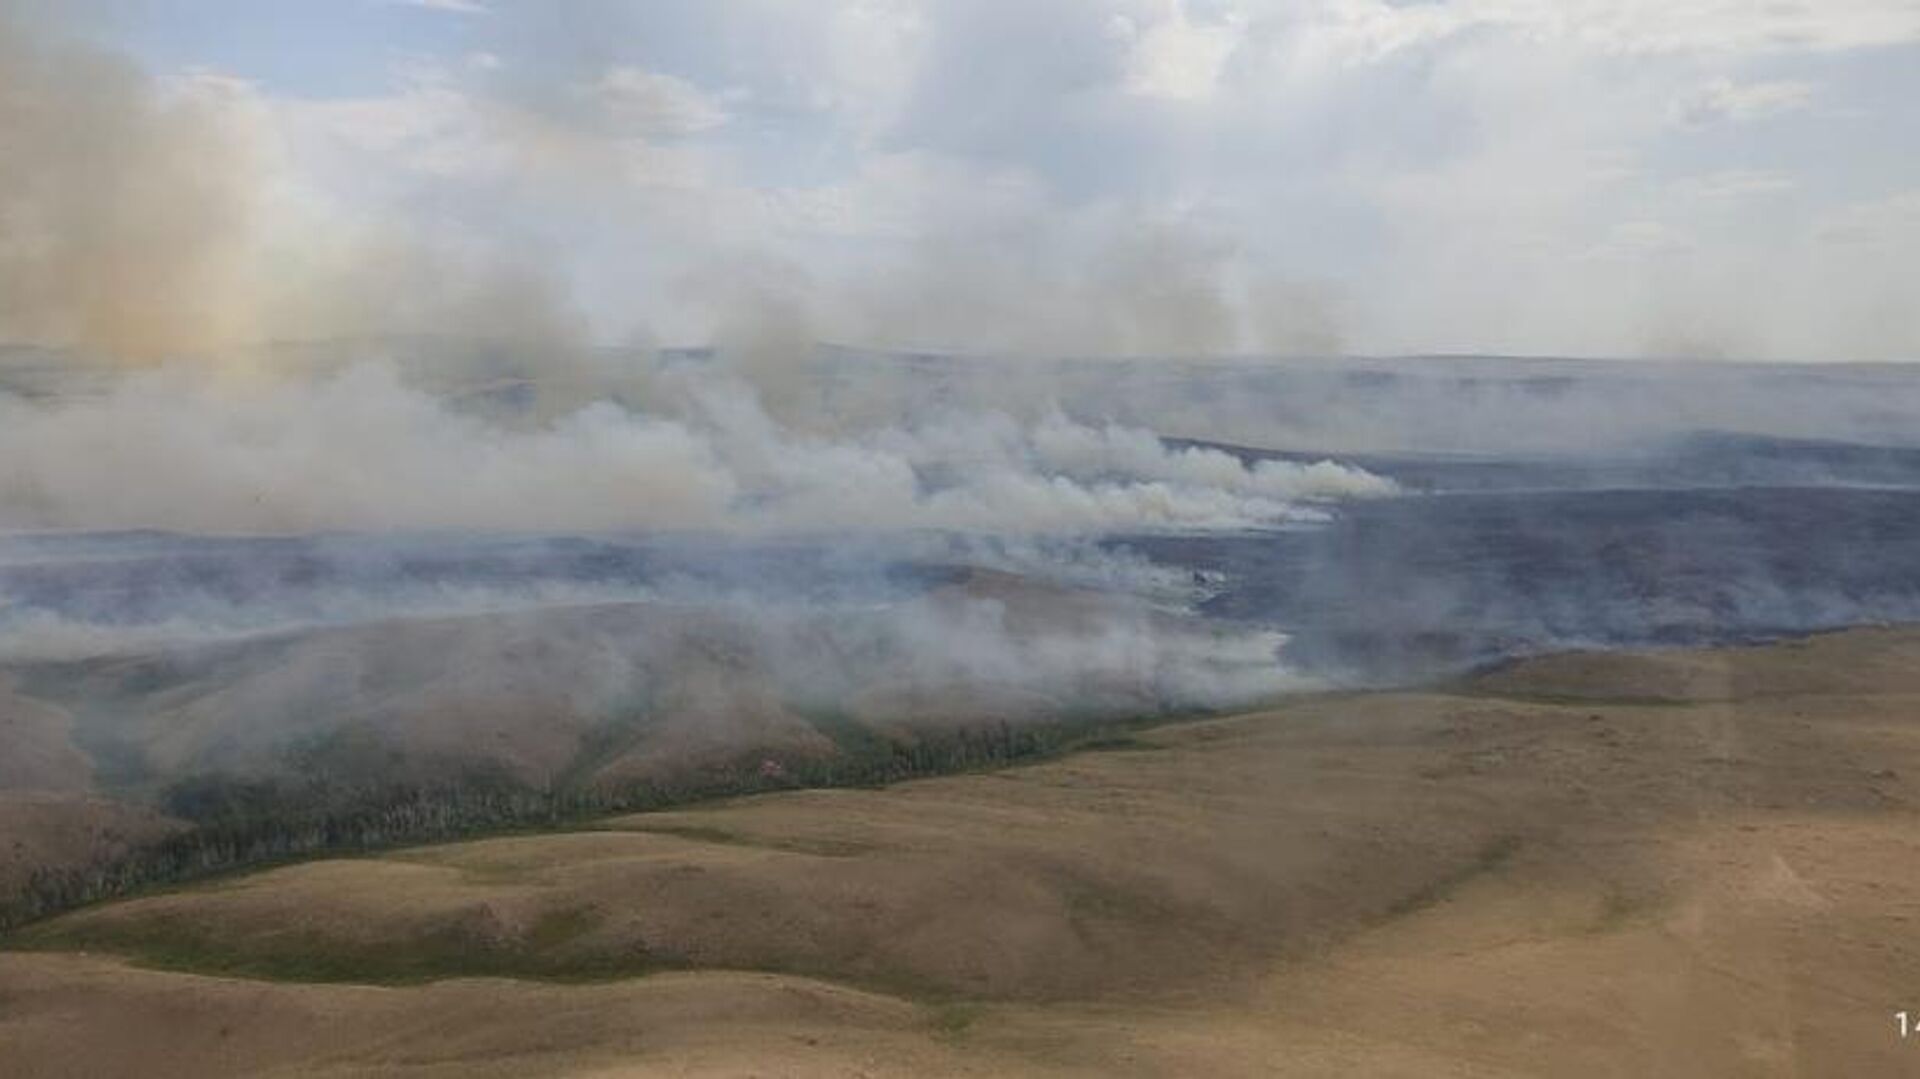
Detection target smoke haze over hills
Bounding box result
[2,3,1919,963]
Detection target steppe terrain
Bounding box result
[5,628,1920,1076]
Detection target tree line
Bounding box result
[1,715,1147,933]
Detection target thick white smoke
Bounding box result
[0,361,1392,535]
[0,5,1389,802]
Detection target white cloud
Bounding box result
[1669,169,1796,205]
[57,0,1918,361]
[586,66,729,137]
[284,70,511,181]
[1816,189,1920,249]
[386,0,489,15]
[1119,2,1247,101]
[1584,219,1695,261]
[1670,77,1816,127]
[1280,0,1920,61]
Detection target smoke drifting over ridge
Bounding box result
[0,10,1394,888]
[3,5,1916,779]
[0,7,1391,543]
[0,361,1390,535]
[12,3,1920,953]
[0,6,1399,785]
[0,4,1394,801]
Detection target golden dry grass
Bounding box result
[8,628,1920,1076]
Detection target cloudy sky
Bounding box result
[11,0,1920,360]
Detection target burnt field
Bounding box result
[1123,483,1920,683]
[9,459,1920,698]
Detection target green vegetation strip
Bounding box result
[0,709,1200,938]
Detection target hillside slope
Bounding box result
[5,629,1920,1075]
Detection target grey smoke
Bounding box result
[0,360,1392,535]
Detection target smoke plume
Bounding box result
[0,360,1390,534]
[0,14,261,359]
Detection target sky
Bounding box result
[8,0,1920,361]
